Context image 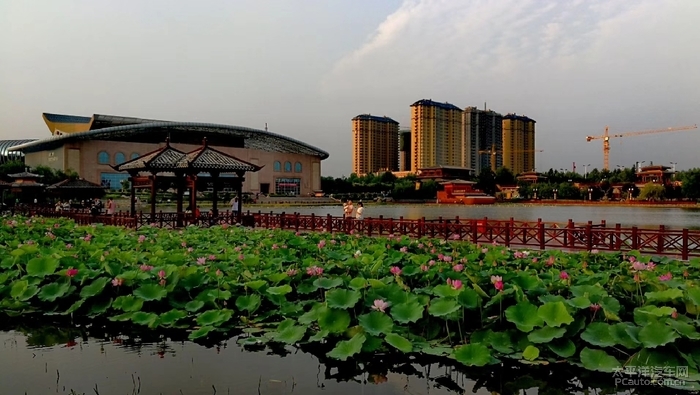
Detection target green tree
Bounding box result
[0,160,26,178]
[638,183,665,201]
[475,169,496,195]
[557,182,581,199]
[680,169,700,200]
[379,171,397,184]
[494,167,516,186]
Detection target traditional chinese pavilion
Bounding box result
[437,180,496,205]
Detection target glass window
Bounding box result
[115,152,126,165]
[131,152,140,160]
[98,151,110,164]
[275,178,301,196]
[284,161,292,172]
[100,173,129,190]
[294,162,302,173]
[273,161,281,172]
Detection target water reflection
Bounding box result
[0,322,692,395]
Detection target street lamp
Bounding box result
[553,188,558,201]
[583,164,591,178]
[628,187,633,201]
[588,187,593,201]
[533,187,538,200]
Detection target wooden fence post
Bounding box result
[614,224,622,250]
[631,227,638,250]
[657,225,665,254]
[538,221,545,250]
[310,213,315,231]
[326,214,332,233]
[417,217,424,238]
[295,212,300,232]
[388,217,394,235]
[682,228,689,261]
[505,221,511,247]
[585,222,593,251]
[378,215,384,236]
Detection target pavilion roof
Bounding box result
[47,178,104,190]
[8,171,42,179]
[114,141,186,171]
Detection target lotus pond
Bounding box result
[2,217,700,393]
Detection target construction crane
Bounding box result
[477,146,544,172]
[586,125,698,170]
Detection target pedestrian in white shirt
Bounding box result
[355,202,364,220]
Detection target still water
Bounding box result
[253,204,700,230]
[0,327,684,395]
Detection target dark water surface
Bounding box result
[0,326,680,395]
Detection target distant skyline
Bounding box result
[1,0,699,176]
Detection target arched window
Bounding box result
[98,151,110,165]
[115,152,126,165]
[273,161,281,172]
[131,152,140,160]
[294,162,302,173]
[284,161,292,172]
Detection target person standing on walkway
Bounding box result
[230,196,239,213]
[355,202,364,220]
[344,200,354,217]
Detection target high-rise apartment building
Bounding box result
[398,129,411,171]
[410,99,463,173]
[463,107,503,174]
[502,114,536,175]
[351,114,399,175]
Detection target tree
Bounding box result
[639,183,665,201]
[475,169,496,195]
[494,167,516,186]
[680,169,700,200]
[379,171,397,184]
[0,160,26,178]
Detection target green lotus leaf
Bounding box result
[358,311,394,336]
[348,277,367,290]
[457,288,480,309]
[296,281,318,294]
[570,285,607,299]
[638,322,679,348]
[432,284,461,298]
[580,322,617,347]
[645,289,684,303]
[236,294,261,313]
[189,326,216,340]
[384,333,412,353]
[538,301,574,327]
[267,272,288,284]
[131,311,159,327]
[610,323,641,348]
[185,300,205,312]
[313,277,343,289]
[326,289,361,309]
[522,345,540,361]
[668,319,700,340]
[266,284,292,296]
[16,284,40,302]
[327,333,365,361]
[634,305,674,326]
[109,312,134,322]
[298,303,324,325]
[244,280,267,291]
[687,288,700,306]
[512,273,540,291]
[421,346,453,356]
[566,296,591,309]
[454,343,492,367]
[38,281,71,302]
[62,299,84,315]
[274,325,306,344]
[159,309,187,326]
[113,295,144,312]
[599,296,621,315]
[318,307,351,333]
[390,301,424,324]
[26,257,59,277]
[505,301,544,332]
[368,279,386,288]
[79,277,110,299]
[88,298,112,316]
[133,284,168,301]
[308,330,329,342]
[196,309,233,327]
[428,298,460,317]
[527,326,566,344]
[361,335,384,352]
[180,272,207,291]
[10,280,28,299]
[547,338,576,358]
[579,347,621,373]
[487,331,514,354]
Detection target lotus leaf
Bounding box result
[638,322,679,348]
[327,333,365,361]
[308,330,329,342]
[609,323,641,349]
[384,333,412,353]
[505,301,544,332]
[579,347,621,373]
[390,301,424,324]
[185,300,205,312]
[160,309,187,326]
[358,311,394,336]
[537,301,574,327]
[318,307,351,333]
[38,281,71,302]
[236,294,261,313]
[274,325,306,344]
[454,343,492,367]
[428,298,460,317]
[133,284,168,301]
[687,288,700,306]
[527,326,566,344]
[457,288,480,309]
[432,284,462,298]
[522,345,539,361]
[361,335,383,352]
[325,289,361,309]
[131,311,159,327]
[313,277,343,289]
[547,338,576,358]
[189,326,216,340]
[580,322,617,347]
[348,277,367,290]
[79,278,110,299]
[26,257,59,278]
[196,309,233,327]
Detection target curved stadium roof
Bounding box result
[0,139,38,164]
[9,121,329,159]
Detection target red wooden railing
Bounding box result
[13,207,700,259]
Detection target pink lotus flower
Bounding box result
[672,309,678,319]
[659,272,672,281]
[590,303,601,312]
[646,262,656,271]
[634,273,641,282]
[371,299,389,313]
[181,242,187,247]
[317,240,326,249]
[560,271,569,280]
[238,254,245,260]
[418,243,424,249]
[140,264,154,271]
[400,246,408,253]
[82,235,92,242]
[490,275,502,284]
[428,260,436,266]
[197,257,207,265]
[111,278,123,287]
[390,266,402,276]
[295,231,301,236]
[430,248,436,254]
[272,244,279,250]
[26,240,35,245]
[138,235,146,243]
[443,255,453,263]
[546,256,555,266]
[481,248,488,254]
[222,223,229,229]
[591,249,599,254]
[234,246,242,252]
[420,264,429,272]
[437,253,444,260]
[46,232,56,240]
[452,264,464,272]
[629,256,636,262]
[65,243,73,249]
[216,269,222,276]
[532,257,538,263]
[330,239,337,244]
[66,268,78,277]
[187,247,194,253]
[159,279,167,287]
[286,268,298,276]
[306,266,323,276]
[514,251,524,259]
[631,261,647,272]
[451,233,460,240]
[158,270,166,279]
[448,279,463,290]
[494,280,504,291]
[208,254,216,261]
[54,223,60,228]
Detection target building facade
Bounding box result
[502,114,536,175]
[351,114,399,175]
[398,129,411,172]
[10,113,329,196]
[410,99,464,173]
[463,107,503,174]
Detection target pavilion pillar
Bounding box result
[129,172,137,216]
[236,171,245,223]
[211,171,220,217]
[190,175,198,217]
[175,172,184,227]
[150,174,157,219]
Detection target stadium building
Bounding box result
[6,113,329,196]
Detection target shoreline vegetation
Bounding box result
[1,217,700,391]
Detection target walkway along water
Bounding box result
[15,207,700,259]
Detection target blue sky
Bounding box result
[1,0,699,176]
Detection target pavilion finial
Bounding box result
[165,136,170,146]
[202,137,208,147]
